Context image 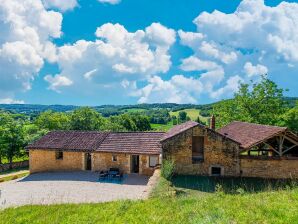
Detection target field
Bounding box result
[151,122,173,131]
[170,109,208,123]
[1,176,297,223]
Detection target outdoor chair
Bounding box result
[99,171,108,180]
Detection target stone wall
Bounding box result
[29,150,84,173]
[92,152,158,175]
[240,156,298,179]
[92,152,130,173]
[162,126,240,176]
[140,155,158,176]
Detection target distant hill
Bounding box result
[0,97,297,115]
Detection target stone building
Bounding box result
[27,131,163,175]
[27,120,298,178]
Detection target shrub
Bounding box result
[161,159,175,180]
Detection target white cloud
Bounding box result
[0,0,62,99]
[178,0,298,101]
[180,56,221,71]
[145,23,176,47]
[47,23,176,93]
[244,62,268,77]
[136,75,203,104]
[42,0,78,12]
[0,98,25,104]
[210,75,243,99]
[44,75,73,92]
[98,0,121,5]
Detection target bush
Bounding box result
[161,160,175,180]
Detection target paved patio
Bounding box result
[0,171,150,208]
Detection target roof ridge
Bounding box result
[230,121,287,129]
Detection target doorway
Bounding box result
[86,153,92,171]
[131,155,139,173]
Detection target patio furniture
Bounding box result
[99,171,108,180]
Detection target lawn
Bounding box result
[0,171,29,182]
[170,109,208,123]
[1,176,297,223]
[151,122,173,131]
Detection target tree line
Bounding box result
[0,108,152,166]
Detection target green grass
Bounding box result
[0,167,29,176]
[121,108,147,113]
[0,171,29,182]
[1,155,28,164]
[151,122,173,131]
[1,176,298,223]
[170,109,208,123]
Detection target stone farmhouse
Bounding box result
[26,118,298,179]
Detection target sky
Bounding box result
[0,0,298,106]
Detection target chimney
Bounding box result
[210,115,215,130]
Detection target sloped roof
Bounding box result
[217,121,287,149]
[26,131,109,151]
[97,132,164,154]
[26,131,164,154]
[160,121,201,142]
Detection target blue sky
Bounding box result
[1,0,298,105]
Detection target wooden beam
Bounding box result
[264,143,280,155]
[282,144,297,154]
[284,135,298,146]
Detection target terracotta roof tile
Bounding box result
[217,121,287,149]
[26,131,164,154]
[26,131,109,151]
[160,121,201,141]
[97,132,164,154]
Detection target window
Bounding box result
[211,166,222,176]
[192,136,204,163]
[55,151,63,160]
[149,156,158,168]
[112,155,117,162]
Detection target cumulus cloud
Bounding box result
[244,62,268,77]
[0,0,62,99]
[210,75,243,99]
[178,0,298,101]
[135,75,203,104]
[44,75,73,92]
[0,98,25,104]
[98,0,121,5]
[180,56,221,71]
[45,23,176,93]
[42,0,78,12]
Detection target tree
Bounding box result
[70,107,106,131]
[110,114,137,131]
[172,115,177,125]
[35,110,70,131]
[0,113,13,164]
[280,102,298,132]
[178,111,187,123]
[0,120,26,168]
[214,77,287,128]
[131,115,151,131]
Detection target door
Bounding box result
[86,153,92,170]
[131,155,139,173]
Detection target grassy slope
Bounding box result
[1,188,297,224]
[151,123,173,131]
[1,176,298,224]
[170,109,208,123]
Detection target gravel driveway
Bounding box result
[0,172,150,208]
